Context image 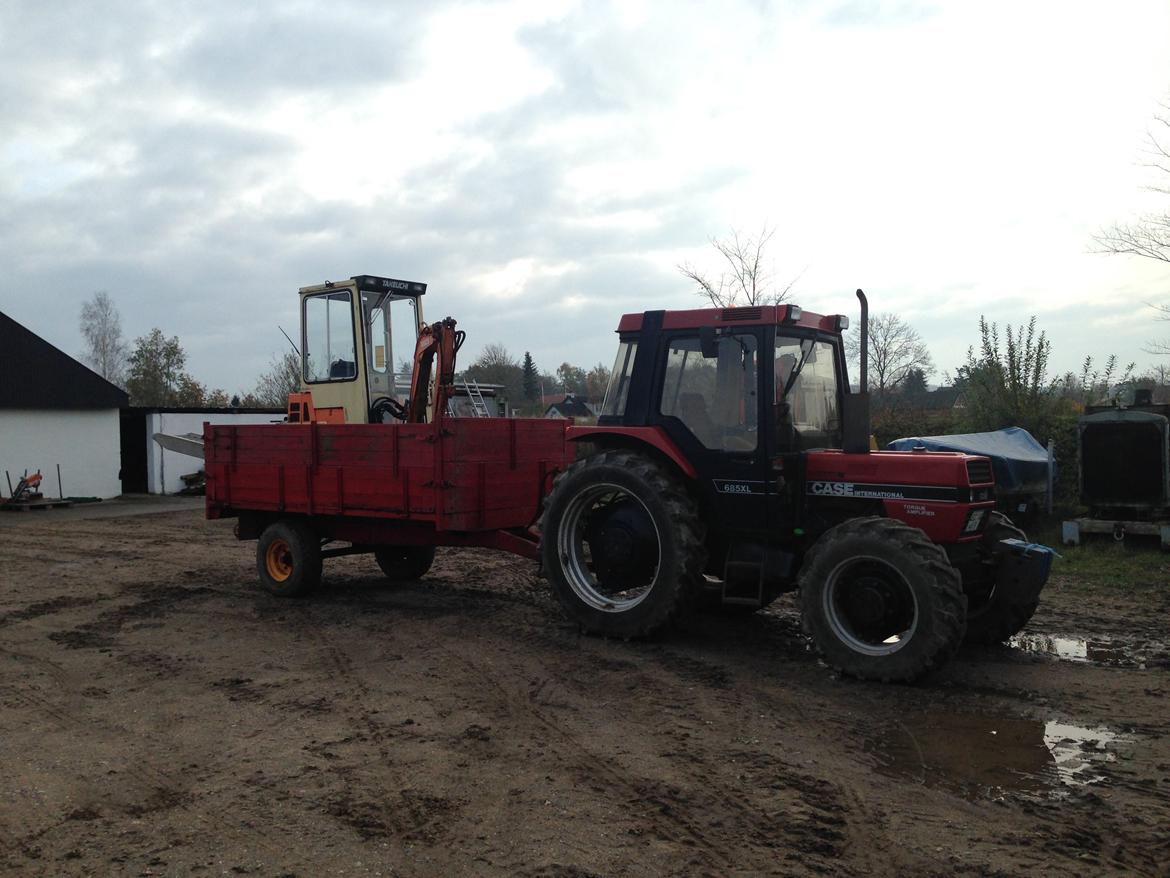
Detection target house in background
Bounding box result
[0,311,129,499]
[543,393,597,420]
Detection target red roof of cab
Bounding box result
[615,305,839,334]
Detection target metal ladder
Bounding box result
[463,379,492,417]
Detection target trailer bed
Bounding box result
[204,418,572,533]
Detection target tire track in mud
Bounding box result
[0,584,311,869]
[292,605,466,848]
[433,634,853,877]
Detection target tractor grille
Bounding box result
[966,459,993,485]
[721,307,763,322]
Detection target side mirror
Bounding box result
[699,326,719,359]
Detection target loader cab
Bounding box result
[597,305,850,537]
[298,275,426,423]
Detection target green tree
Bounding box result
[556,362,587,394]
[125,328,188,406]
[902,368,929,399]
[463,342,525,404]
[955,316,1057,435]
[522,351,539,402]
[584,362,611,401]
[253,350,302,407]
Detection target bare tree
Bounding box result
[253,351,302,407]
[846,313,935,396]
[79,291,128,386]
[1093,101,1170,353]
[678,225,798,307]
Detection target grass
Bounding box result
[1030,517,1170,593]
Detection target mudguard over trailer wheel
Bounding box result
[963,512,1040,645]
[540,450,706,638]
[374,545,436,581]
[798,517,966,683]
[256,520,322,597]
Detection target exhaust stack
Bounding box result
[842,288,871,454]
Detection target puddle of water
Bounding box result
[864,711,1120,800]
[1008,633,1151,667]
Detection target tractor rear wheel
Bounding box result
[963,512,1039,644]
[540,450,706,638]
[798,517,966,683]
[374,545,436,581]
[256,520,322,597]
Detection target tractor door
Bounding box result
[766,331,847,534]
[655,328,769,536]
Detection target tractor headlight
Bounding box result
[964,509,987,534]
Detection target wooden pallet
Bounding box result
[1,499,73,512]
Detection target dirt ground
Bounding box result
[1,502,1169,877]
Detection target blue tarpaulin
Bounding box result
[887,427,1050,495]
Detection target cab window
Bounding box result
[303,291,356,383]
[775,337,842,448]
[660,333,758,452]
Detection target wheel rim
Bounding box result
[822,555,919,656]
[265,538,294,582]
[557,482,661,613]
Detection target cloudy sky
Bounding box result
[2,0,1169,393]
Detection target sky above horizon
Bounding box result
[2,0,1169,393]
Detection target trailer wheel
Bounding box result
[256,520,322,597]
[798,517,966,683]
[963,512,1039,644]
[373,545,436,581]
[540,450,706,638]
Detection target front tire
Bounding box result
[963,512,1039,644]
[540,450,706,638]
[798,517,966,683]
[373,545,436,581]
[256,520,322,597]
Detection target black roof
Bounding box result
[0,310,130,410]
[545,394,594,417]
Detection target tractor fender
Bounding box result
[566,426,697,480]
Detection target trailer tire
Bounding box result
[963,513,1039,644]
[540,450,706,638]
[374,545,436,581]
[257,520,322,597]
[798,517,966,683]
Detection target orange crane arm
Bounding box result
[406,317,463,423]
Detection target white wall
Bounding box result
[146,411,282,495]
[0,409,122,499]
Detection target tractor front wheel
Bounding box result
[798,517,966,683]
[256,520,323,597]
[540,450,706,638]
[963,512,1039,644]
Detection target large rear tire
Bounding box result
[540,450,706,638]
[256,520,322,597]
[798,517,966,683]
[373,545,436,581]
[963,512,1039,644]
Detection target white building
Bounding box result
[0,311,129,499]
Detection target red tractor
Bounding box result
[205,276,1053,682]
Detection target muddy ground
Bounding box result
[1,502,1168,877]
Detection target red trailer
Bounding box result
[205,417,572,594]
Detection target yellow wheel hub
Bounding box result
[265,538,294,582]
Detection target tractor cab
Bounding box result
[295,275,427,424]
[592,304,856,539]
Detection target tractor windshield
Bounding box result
[775,336,842,448]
